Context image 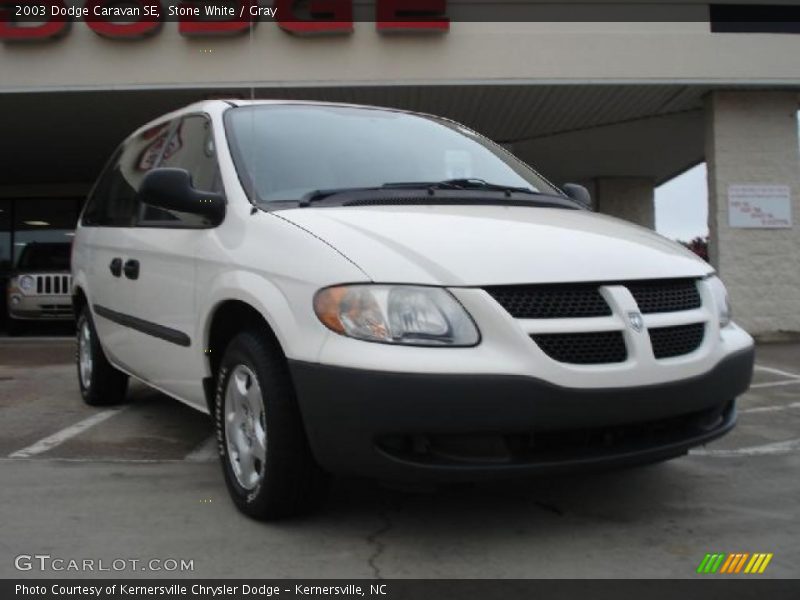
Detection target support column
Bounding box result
[706,91,800,339]
[594,177,656,229]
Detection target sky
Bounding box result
[654,163,708,242]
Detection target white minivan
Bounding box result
[72,100,755,519]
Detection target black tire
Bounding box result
[76,308,129,406]
[214,331,328,520]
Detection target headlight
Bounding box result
[314,285,480,346]
[707,275,731,328]
[18,275,35,292]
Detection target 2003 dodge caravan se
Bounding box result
[72,100,755,519]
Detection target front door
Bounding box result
[79,146,143,370]
[120,115,222,409]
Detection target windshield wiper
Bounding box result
[299,187,383,207]
[299,179,551,207]
[381,181,465,191]
[385,179,541,196]
[299,183,457,206]
[440,178,539,195]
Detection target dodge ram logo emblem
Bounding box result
[628,311,644,332]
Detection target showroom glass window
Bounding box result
[0,198,11,327]
[0,200,10,276]
[2,196,82,331]
[13,198,82,266]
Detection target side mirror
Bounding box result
[139,168,225,224]
[562,183,593,210]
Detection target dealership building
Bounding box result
[1,3,799,338]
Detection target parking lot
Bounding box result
[0,337,798,579]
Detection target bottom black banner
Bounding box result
[4,580,800,600]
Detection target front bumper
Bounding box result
[8,294,73,321]
[289,346,754,481]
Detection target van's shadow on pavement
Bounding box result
[247,463,704,579]
[278,461,696,532]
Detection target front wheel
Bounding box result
[76,308,128,406]
[215,331,327,520]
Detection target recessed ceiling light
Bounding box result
[23,220,50,226]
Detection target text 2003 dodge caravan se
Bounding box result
[72,100,754,519]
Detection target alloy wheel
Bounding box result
[224,364,267,490]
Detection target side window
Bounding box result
[139,115,221,227]
[82,122,172,227]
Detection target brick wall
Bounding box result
[706,91,800,339]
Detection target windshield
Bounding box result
[17,242,71,271]
[224,104,560,205]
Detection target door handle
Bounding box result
[109,258,122,277]
[123,259,140,280]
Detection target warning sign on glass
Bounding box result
[728,184,793,229]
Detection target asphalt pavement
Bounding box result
[0,337,798,579]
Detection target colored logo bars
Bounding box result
[697,553,773,574]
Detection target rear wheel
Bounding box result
[215,331,327,520]
[76,308,128,406]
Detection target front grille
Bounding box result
[649,323,705,359]
[627,279,701,314]
[485,284,611,319]
[39,305,72,313]
[531,331,627,364]
[485,279,700,319]
[489,278,705,365]
[35,275,71,296]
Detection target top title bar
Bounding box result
[1,1,799,41]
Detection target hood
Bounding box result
[278,205,712,286]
